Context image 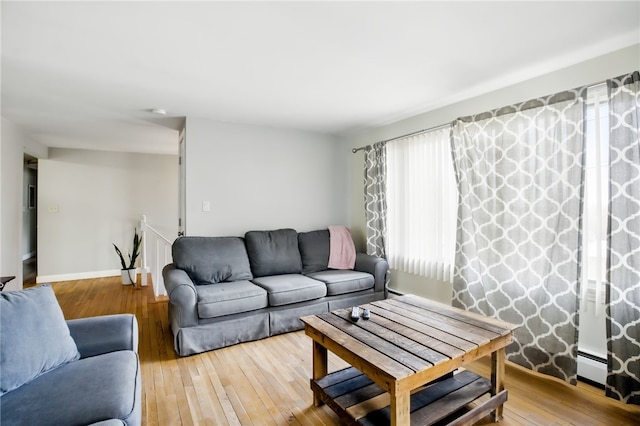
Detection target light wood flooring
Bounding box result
[45,277,640,426]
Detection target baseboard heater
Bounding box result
[577,350,607,387]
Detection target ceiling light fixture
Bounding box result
[151,108,166,115]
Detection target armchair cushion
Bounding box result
[0,284,80,395]
[0,350,141,426]
[245,229,302,277]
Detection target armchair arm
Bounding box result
[354,252,389,294]
[67,314,138,359]
[163,264,199,328]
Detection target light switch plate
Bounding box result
[202,201,210,212]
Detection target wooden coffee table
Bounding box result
[300,294,518,426]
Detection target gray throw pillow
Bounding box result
[0,284,80,395]
[245,229,302,277]
[298,229,330,274]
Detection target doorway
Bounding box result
[23,155,38,286]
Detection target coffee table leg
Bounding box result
[491,347,506,421]
[390,391,410,426]
[312,340,328,406]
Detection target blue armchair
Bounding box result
[0,285,141,426]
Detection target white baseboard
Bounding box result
[577,351,607,386]
[36,269,121,283]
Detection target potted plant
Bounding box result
[113,229,141,286]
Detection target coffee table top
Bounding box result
[301,294,518,394]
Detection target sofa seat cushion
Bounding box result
[245,229,302,277]
[0,350,140,426]
[306,270,375,296]
[172,236,253,284]
[251,274,327,306]
[196,281,268,319]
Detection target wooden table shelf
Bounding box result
[312,366,507,426]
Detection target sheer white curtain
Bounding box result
[581,83,609,316]
[386,127,457,281]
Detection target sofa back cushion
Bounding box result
[1,284,80,395]
[245,229,302,277]
[298,229,330,274]
[172,236,253,285]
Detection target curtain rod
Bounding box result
[351,79,617,154]
[351,122,451,153]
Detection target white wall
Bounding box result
[1,117,48,291]
[345,44,640,304]
[185,118,348,237]
[37,148,178,281]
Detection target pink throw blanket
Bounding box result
[328,226,356,270]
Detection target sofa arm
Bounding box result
[354,252,389,294]
[67,314,138,359]
[163,264,199,328]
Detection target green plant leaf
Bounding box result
[113,243,127,269]
[114,228,143,269]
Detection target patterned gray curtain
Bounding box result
[364,142,388,258]
[451,88,587,384]
[606,71,640,405]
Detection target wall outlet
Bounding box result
[48,205,59,213]
[202,201,210,212]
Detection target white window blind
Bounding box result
[582,83,609,314]
[386,127,457,282]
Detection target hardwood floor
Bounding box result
[47,277,640,425]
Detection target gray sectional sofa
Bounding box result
[162,228,388,356]
[1,285,141,426]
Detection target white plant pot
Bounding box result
[121,268,137,285]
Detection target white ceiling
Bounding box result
[2,1,639,155]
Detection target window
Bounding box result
[386,127,457,282]
[385,84,608,291]
[582,83,609,311]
